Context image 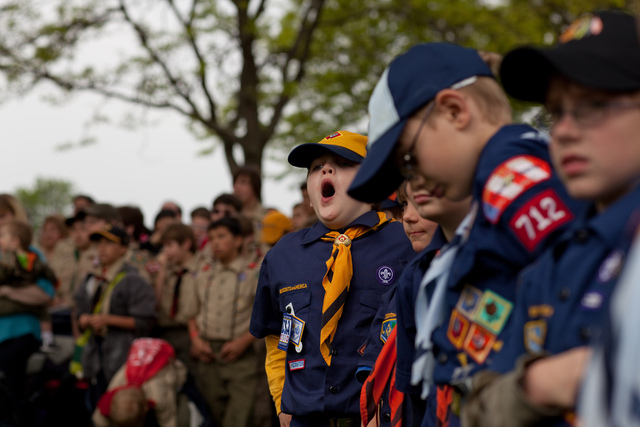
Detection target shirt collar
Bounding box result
[300,210,382,245]
[101,256,127,282]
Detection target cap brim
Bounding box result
[90,230,121,244]
[347,120,405,203]
[501,45,640,103]
[288,144,364,168]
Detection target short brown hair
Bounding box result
[190,207,210,220]
[233,165,262,202]
[110,387,147,427]
[161,223,196,253]
[2,219,33,251]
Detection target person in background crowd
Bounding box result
[0,194,54,425]
[233,165,267,234]
[38,214,75,307]
[211,193,242,222]
[190,207,211,252]
[162,201,183,224]
[73,194,95,216]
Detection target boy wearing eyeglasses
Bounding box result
[458,10,640,427]
[347,43,580,426]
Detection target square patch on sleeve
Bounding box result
[462,324,497,365]
[447,310,470,349]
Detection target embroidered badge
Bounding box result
[581,291,604,310]
[357,341,367,356]
[509,189,574,251]
[559,14,603,44]
[528,305,555,318]
[288,359,305,371]
[380,316,397,343]
[598,250,624,283]
[456,285,483,320]
[482,155,551,224]
[325,131,342,139]
[462,324,496,364]
[447,310,470,349]
[475,290,513,335]
[377,265,395,285]
[237,272,246,282]
[524,320,547,354]
[290,314,305,346]
[277,313,293,351]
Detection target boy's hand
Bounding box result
[278,412,291,427]
[78,313,92,330]
[191,336,215,363]
[220,338,247,363]
[88,314,110,334]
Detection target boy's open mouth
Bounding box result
[322,180,335,198]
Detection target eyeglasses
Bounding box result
[544,100,640,131]
[398,102,435,180]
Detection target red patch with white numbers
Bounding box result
[509,189,573,251]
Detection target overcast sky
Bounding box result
[0,88,305,229]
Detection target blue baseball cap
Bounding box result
[347,43,494,203]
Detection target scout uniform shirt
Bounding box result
[157,255,202,328]
[422,125,582,416]
[190,257,260,341]
[250,210,415,420]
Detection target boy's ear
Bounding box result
[434,89,471,130]
[181,239,192,252]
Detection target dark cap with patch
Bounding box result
[500,10,640,104]
[90,224,130,246]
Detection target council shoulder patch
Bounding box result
[509,189,573,251]
[380,316,397,343]
[524,320,547,354]
[482,155,551,224]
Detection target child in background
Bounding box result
[0,219,59,351]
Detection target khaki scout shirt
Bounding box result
[125,244,153,284]
[190,257,260,341]
[157,255,203,328]
[71,245,99,304]
[41,238,76,305]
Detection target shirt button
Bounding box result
[559,287,571,301]
[437,353,448,364]
[580,326,591,341]
[383,413,391,422]
[575,229,589,243]
[329,386,337,394]
[330,348,338,356]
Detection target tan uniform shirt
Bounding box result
[40,238,76,305]
[188,257,260,341]
[91,358,188,427]
[157,255,202,328]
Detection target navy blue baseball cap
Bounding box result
[500,11,640,104]
[348,43,494,203]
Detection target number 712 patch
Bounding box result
[509,189,574,251]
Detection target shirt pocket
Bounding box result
[278,289,311,320]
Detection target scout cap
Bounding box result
[500,11,640,104]
[261,209,293,245]
[90,224,130,246]
[348,43,494,203]
[288,131,367,169]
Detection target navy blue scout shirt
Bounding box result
[493,184,640,374]
[358,227,447,427]
[428,124,582,390]
[250,210,415,419]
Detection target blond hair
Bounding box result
[110,387,147,427]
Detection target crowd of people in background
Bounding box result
[2,8,640,427]
[0,164,321,427]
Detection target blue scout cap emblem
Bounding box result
[377,265,395,285]
[524,320,547,354]
[475,290,513,335]
[380,314,397,343]
[598,250,623,282]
